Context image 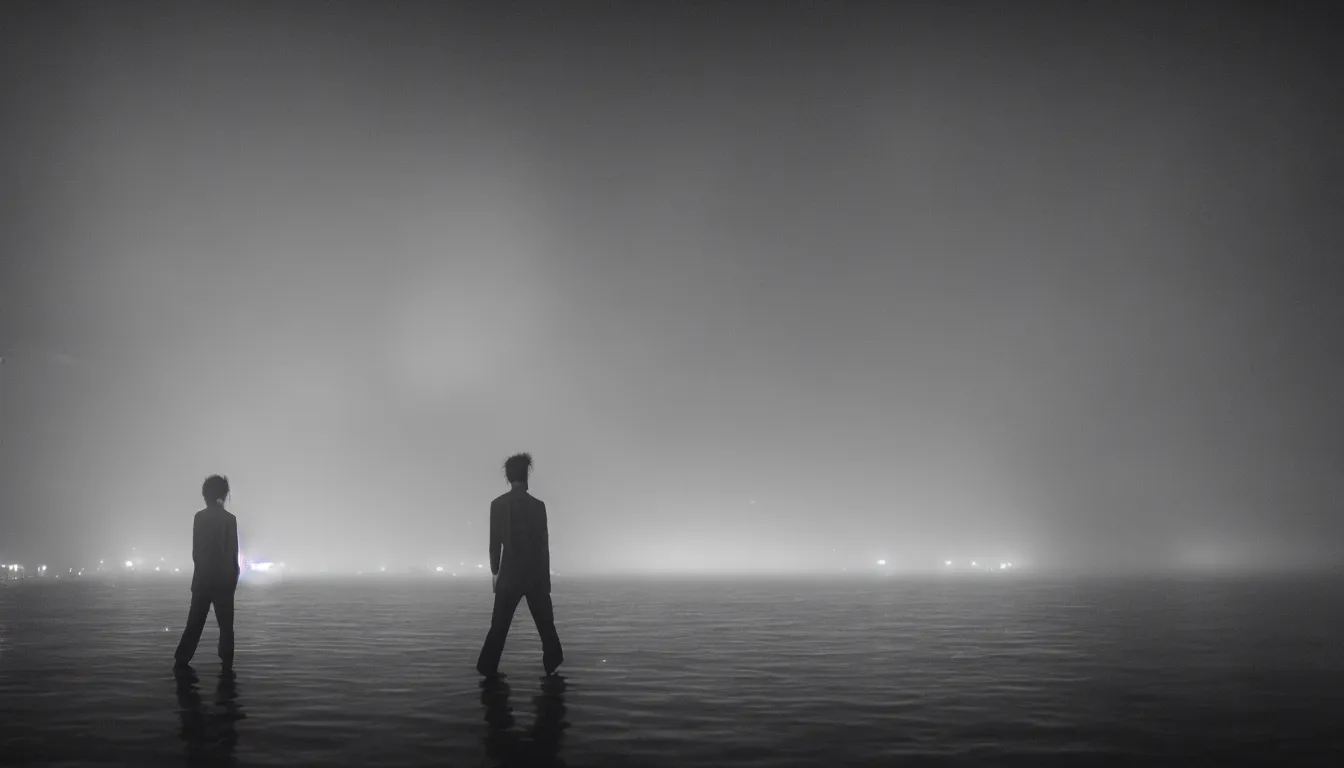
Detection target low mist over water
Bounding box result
[3,2,1343,576]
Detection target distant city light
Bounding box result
[1000,563,1008,570]
[477,564,484,569]
[971,561,977,567]
[877,559,886,566]
[174,568,180,573]
[436,566,444,572]
[154,567,160,572]
[124,561,133,568]
[944,560,953,566]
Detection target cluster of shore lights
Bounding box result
[873,559,1015,570]
[941,559,1014,570]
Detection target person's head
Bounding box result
[503,453,533,487]
[202,475,230,506]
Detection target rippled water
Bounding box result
[2,575,1343,766]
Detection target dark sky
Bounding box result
[2,2,1341,574]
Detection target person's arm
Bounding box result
[228,517,240,589]
[539,502,551,578]
[489,504,503,576]
[191,514,203,568]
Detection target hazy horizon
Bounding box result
[3,3,1342,575]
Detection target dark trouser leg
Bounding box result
[477,590,523,676]
[213,591,236,669]
[526,592,564,674]
[175,592,212,664]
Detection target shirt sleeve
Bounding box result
[539,503,551,576]
[228,517,240,584]
[489,504,503,576]
[192,514,203,566]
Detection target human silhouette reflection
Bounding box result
[480,675,569,767]
[174,667,244,764]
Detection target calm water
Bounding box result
[2,575,1343,767]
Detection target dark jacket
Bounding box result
[489,488,551,595]
[189,504,240,594]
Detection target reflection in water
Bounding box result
[174,667,245,765]
[481,675,569,767]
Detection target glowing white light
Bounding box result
[252,563,273,572]
[477,564,484,569]
[174,568,180,573]
[154,567,160,572]
[125,561,133,568]
[877,559,886,566]
[971,561,977,567]
[1006,562,1012,568]
[945,560,953,566]
[999,563,1007,570]
[436,566,444,572]
[100,560,104,564]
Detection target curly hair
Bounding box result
[503,453,533,485]
[202,475,230,504]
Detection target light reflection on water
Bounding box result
[1,576,1342,766]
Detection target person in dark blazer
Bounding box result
[477,453,564,678]
[173,474,240,673]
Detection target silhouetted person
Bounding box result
[174,475,240,672]
[477,453,564,678]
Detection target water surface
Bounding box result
[2,575,1342,766]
